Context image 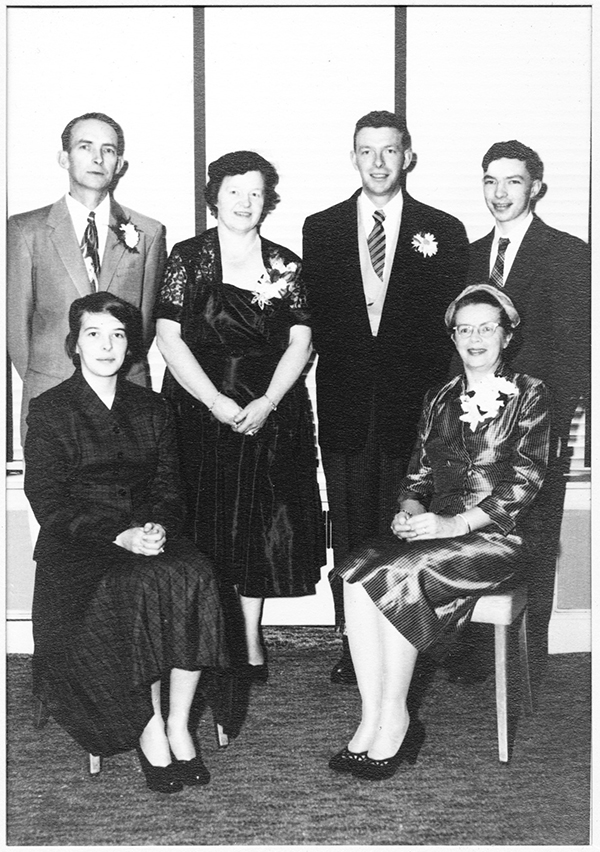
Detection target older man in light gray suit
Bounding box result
[8,111,166,443]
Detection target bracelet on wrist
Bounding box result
[208,391,221,412]
[264,393,278,411]
[457,513,471,534]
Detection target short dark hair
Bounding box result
[353,110,412,150]
[204,151,280,225]
[447,289,513,335]
[481,140,544,183]
[65,292,144,370]
[61,112,125,157]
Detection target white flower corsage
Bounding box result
[110,218,141,252]
[459,375,518,432]
[251,263,295,309]
[411,232,438,257]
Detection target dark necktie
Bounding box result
[367,209,386,280]
[81,211,101,289]
[489,237,510,288]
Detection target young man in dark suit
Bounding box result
[7,111,167,443]
[455,140,590,681]
[302,110,469,682]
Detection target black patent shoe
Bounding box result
[328,746,368,774]
[330,654,357,685]
[176,755,210,786]
[136,747,184,794]
[243,663,269,683]
[351,719,426,781]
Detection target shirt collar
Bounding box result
[492,211,533,252]
[65,192,111,227]
[358,187,404,235]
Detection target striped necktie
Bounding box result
[81,211,101,289]
[489,237,510,288]
[367,209,386,280]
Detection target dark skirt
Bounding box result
[32,536,228,757]
[331,528,522,660]
[173,387,325,598]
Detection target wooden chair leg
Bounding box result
[215,721,229,748]
[518,607,534,716]
[494,624,510,763]
[89,754,102,775]
[33,696,50,730]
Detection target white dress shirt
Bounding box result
[65,192,111,270]
[357,189,404,335]
[489,212,534,282]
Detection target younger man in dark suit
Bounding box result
[303,111,469,681]
[457,140,590,680]
[7,111,167,443]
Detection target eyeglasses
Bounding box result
[453,322,501,339]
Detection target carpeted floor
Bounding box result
[6,628,591,846]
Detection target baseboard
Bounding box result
[548,609,591,653]
[8,607,590,655]
[6,620,34,654]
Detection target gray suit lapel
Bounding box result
[47,198,93,297]
[99,199,128,290]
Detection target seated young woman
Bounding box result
[329,284,551,781]
[25,291,228,794]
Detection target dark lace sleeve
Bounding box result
[265,243,311,325]
[154,246,188,323]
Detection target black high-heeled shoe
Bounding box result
[175,755,210,786]
[351,718,426,781]
[136,747,183,794]
[244,662,269,683]
[328,746,368,774]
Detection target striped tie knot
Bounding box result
[368,209,386,280]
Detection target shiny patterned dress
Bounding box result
[24,371,228,757]
[155,228,325,598]
[331,368,551,659]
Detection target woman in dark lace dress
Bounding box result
[155,151,325,685]
[25,293,228,794]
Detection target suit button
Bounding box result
[116,451,124,460]
[113,425,121,434]
[118,488,127,497]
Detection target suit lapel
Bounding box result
[338,193,372,337]
[47,198,93,297]
[379,192,418,325]
[99,198,128,290]
[504,216,545,293]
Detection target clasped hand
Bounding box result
[391,511,458,542]
[211,393,271,436]
[115,522,166,556]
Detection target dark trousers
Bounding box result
[321,406,410,629]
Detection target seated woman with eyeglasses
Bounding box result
[328,284,551,782]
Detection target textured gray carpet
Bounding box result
[6,628,591,846]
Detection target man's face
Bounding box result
[483,158,541,229]
[58,118,122,200]
[351,126,412,206]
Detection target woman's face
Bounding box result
[216,171,265,235]
[76,311,128,380]
[452,302,512,376]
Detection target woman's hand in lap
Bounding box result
[392,512,463,542]
[115,522,167,556]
